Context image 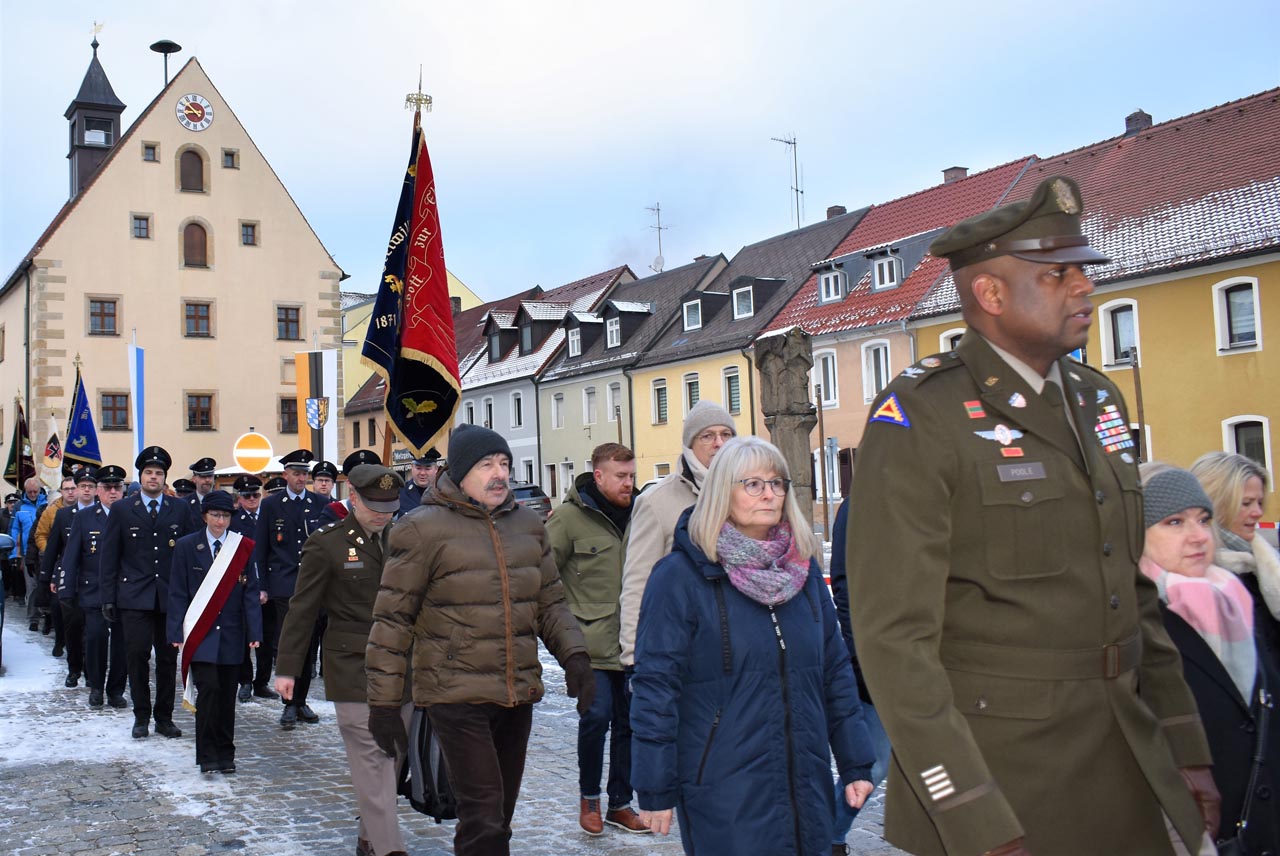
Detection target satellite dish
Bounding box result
[650,254,665,273]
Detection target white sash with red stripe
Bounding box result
[179,530,255,712]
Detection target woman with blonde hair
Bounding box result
[630,436,875,855]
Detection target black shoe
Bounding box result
[52,644,64,658]
[280,705,297,730]
[28,621,39,632]
[155,720,182,739]
[219,762,236,774]
[132,723,149,739]
[296,704,319,724]
[252,685,278,700]
[89,689,104,707]
[107,695,128,709]
[237,684,252,703]
[64,671,80,688]
[200,763,219,774]
[356,838,373,856]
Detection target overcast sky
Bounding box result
[2,1,1277,303]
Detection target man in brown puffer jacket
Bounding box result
[366,423,594,856]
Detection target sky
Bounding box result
[2,1,1277,303]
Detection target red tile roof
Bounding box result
[767,159,1034,336]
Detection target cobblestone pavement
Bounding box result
[0,620,903,855]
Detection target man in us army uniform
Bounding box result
[254,448,325,729]
[847,176,1219,856]
[231,475,276,703]
[276,464,413,856]
[100,446,201,739]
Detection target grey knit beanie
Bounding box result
[447,423,512,484]
[1143,468,1213,529]
[682,400,737,448]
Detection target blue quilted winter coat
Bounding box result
[631,511,874,856]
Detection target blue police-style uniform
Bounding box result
[42,501,93,682]
[230,504,274,695]
[60,502,126,701]
[398,482,429,514]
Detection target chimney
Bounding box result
[826,205,847,220]
[450,296,462,315]
[1125,109,1152,136]
[942,166,968,184]
[693,254,708,261]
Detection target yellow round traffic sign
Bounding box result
[233,432,273,474]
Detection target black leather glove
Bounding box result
[102,603,118,623]
[564,652,596,716]
[368,706,408,759]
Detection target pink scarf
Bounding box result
[1139,556,1257,700]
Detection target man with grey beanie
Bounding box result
[618,400,736,669]
[366,423,592,856]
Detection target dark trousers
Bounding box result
[239,598,275,688]
[191,662,239,768]
[84,608,127,696]
[59,600,86,674]
[121,608,177,725]
[578,668,633,809]
[427,702,533,856]
[271,597,319,706]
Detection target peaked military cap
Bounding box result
[342,449,381,475]
[279,449,315,470]
[413,448,442,466]
[136,446,172,472]
[200,490,235,515]
[348,464,403,513]
[189,457,217,476]
[172,478,197,496]
[5,493,19,502]
[312,460,339,481]
[264,476,287,493]
[96,465,127,484]
[929,175,1111,270]
[73,466,98,484]
[233,474,263,495]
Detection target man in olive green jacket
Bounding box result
[848,177,1218,856]
[548,444,650,836]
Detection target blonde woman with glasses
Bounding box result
[630,436,874,855]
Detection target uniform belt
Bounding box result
[940,633,1142,680]
[328,619,373,636]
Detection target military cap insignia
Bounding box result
[379,474,395,490]
[1051,178,1080,214]
[869,393,911,428]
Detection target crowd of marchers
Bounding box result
[8,176,1280,856]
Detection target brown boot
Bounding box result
[604,806,652,833]
[579,796,604,835]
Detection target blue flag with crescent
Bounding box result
[65,366,102,467]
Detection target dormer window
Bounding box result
[606,317,621,348]
[489,334,501,362]
[567,328,581,357]
[683,300,702,332]
[520,323,533,353]
[819,270,845,303]
[873,256,901,290]
[732,287,754,320]
[84,117,113,146]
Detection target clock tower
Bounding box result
[65,37,125,198]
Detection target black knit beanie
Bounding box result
[447,423,512,484]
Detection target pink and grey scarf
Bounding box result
[716,521,809,607]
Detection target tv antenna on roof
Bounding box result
[646,203,670,273]
[771,134,804,229]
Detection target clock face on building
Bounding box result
[176,94,214,131]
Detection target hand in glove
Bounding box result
[102,603,118,623]
[1179,765,1221,838]
[563,652,596,716]
[368,706,408,759]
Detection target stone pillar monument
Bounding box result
[753,327,817,526]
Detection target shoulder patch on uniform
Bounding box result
[869,393,911,428]
[898,351,961,385]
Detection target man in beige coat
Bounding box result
[618,400,736,669]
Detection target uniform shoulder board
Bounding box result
[896,351,961,385]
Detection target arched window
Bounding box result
[183,223,208,268]
[180,150,204,191]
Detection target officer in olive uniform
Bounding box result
[275,464,412,856]
[60,465,128,708]
[318,450,382,526]
[100,446,201,739]
[847,176,1218,856]
[398,449,441,514]
[231,475,275,702]
[254,448,325,728]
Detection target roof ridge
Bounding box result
[853,157,1037,214]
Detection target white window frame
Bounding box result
[654,462,672,480]
[818,270,845,303]
[723,367,741,415]
[1099,298,1140,368]
[606,317,621,348]
[1212,276,1262,354]
[652,378,668,425]
[583,386,598,425]
[812,348,839,408]
[551,393,565,430]
[567,327,581,357]
[861,340,890,403]
[939,327,966,353]
[872,256,901,290]
[482,396,494,429]
[1222,415,1273,484]
[510,391,523,429]
[521,458,535,484]
[682,300,702,331]
[812,444,841,503]
[732,286,754,319]
[607,382,621,423]
[543,463,559,499]
[683,372,700,413]
[464,400,476,425]
[559,461,575,493]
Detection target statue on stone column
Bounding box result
[753,327,817,526]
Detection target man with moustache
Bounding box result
[276,464,412,856]
[183,458,217,513]
[548,442,649,835]
[231,474,276,703]
[366,424,592,856]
